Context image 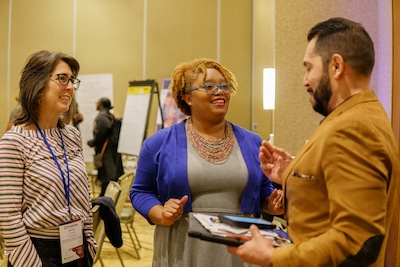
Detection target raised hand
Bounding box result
[259,140,292,185]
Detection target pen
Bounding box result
[210,217,220,223]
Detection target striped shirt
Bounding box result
[0,125,96,266]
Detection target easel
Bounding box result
[128,79,164,144]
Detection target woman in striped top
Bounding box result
[0,50,96,267]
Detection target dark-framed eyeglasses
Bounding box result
[51,73,81,89]
[189,83,233,95]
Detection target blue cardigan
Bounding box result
[130,120,274,222]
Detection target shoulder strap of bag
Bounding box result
[100,139,109,154]
[100,113,114,154]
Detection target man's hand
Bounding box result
[259,140,292,185]
[227,224,274,267]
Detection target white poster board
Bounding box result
[75,73,113,162]
[117,82,152,156]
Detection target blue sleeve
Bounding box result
[129,135,163,222]
[129,121,192,223]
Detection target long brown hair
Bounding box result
[14,50,80,128]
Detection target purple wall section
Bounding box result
[337,0,393,120]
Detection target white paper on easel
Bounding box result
[76,73,114,162]
[118,85,151,156]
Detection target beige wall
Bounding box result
[0,0,253,136]
[274,0,393,154]
[0,1,11,130]
[1,0,394,156]
[252,0,274,140]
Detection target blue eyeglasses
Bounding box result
[190,83,233,95]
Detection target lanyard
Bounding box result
[35,123,72,219]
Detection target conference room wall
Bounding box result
[274,0,393,154]
[0,0,254,137]
[0,0,394,157]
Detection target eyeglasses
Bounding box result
[190,83,233,95]
[51,74,81,89]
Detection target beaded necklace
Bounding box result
[186,117,234,164]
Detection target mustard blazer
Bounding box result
[273,90,399,267]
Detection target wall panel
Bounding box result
[275,0,393,155]
[0,1,9,125]
[1,0,253,134]
[76,0,142,117]
[220,0,252,129]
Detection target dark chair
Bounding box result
[92,181,121,267]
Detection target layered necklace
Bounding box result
[186,117,234,164]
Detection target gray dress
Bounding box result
[152,137,260,267]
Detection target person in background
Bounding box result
[87,97,122,196]
[5,98,21,132]
[0,50,96,267]
[227,17,399,267]
[72,102,84,130]
[130,58,283,267]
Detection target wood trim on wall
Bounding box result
[386,0,399,266]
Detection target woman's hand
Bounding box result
[259,140,292,185]
[149,195,189,226]
[263,189,284,215]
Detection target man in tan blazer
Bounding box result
[228,17,399,267]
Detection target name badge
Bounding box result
[59,219,84,264]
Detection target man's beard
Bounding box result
[311,73,332,116]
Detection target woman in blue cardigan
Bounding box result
[130,58,283,267]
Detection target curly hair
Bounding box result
[169,58,238,116]
[14,50,80,128]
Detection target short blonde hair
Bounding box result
[169,58,238,116]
